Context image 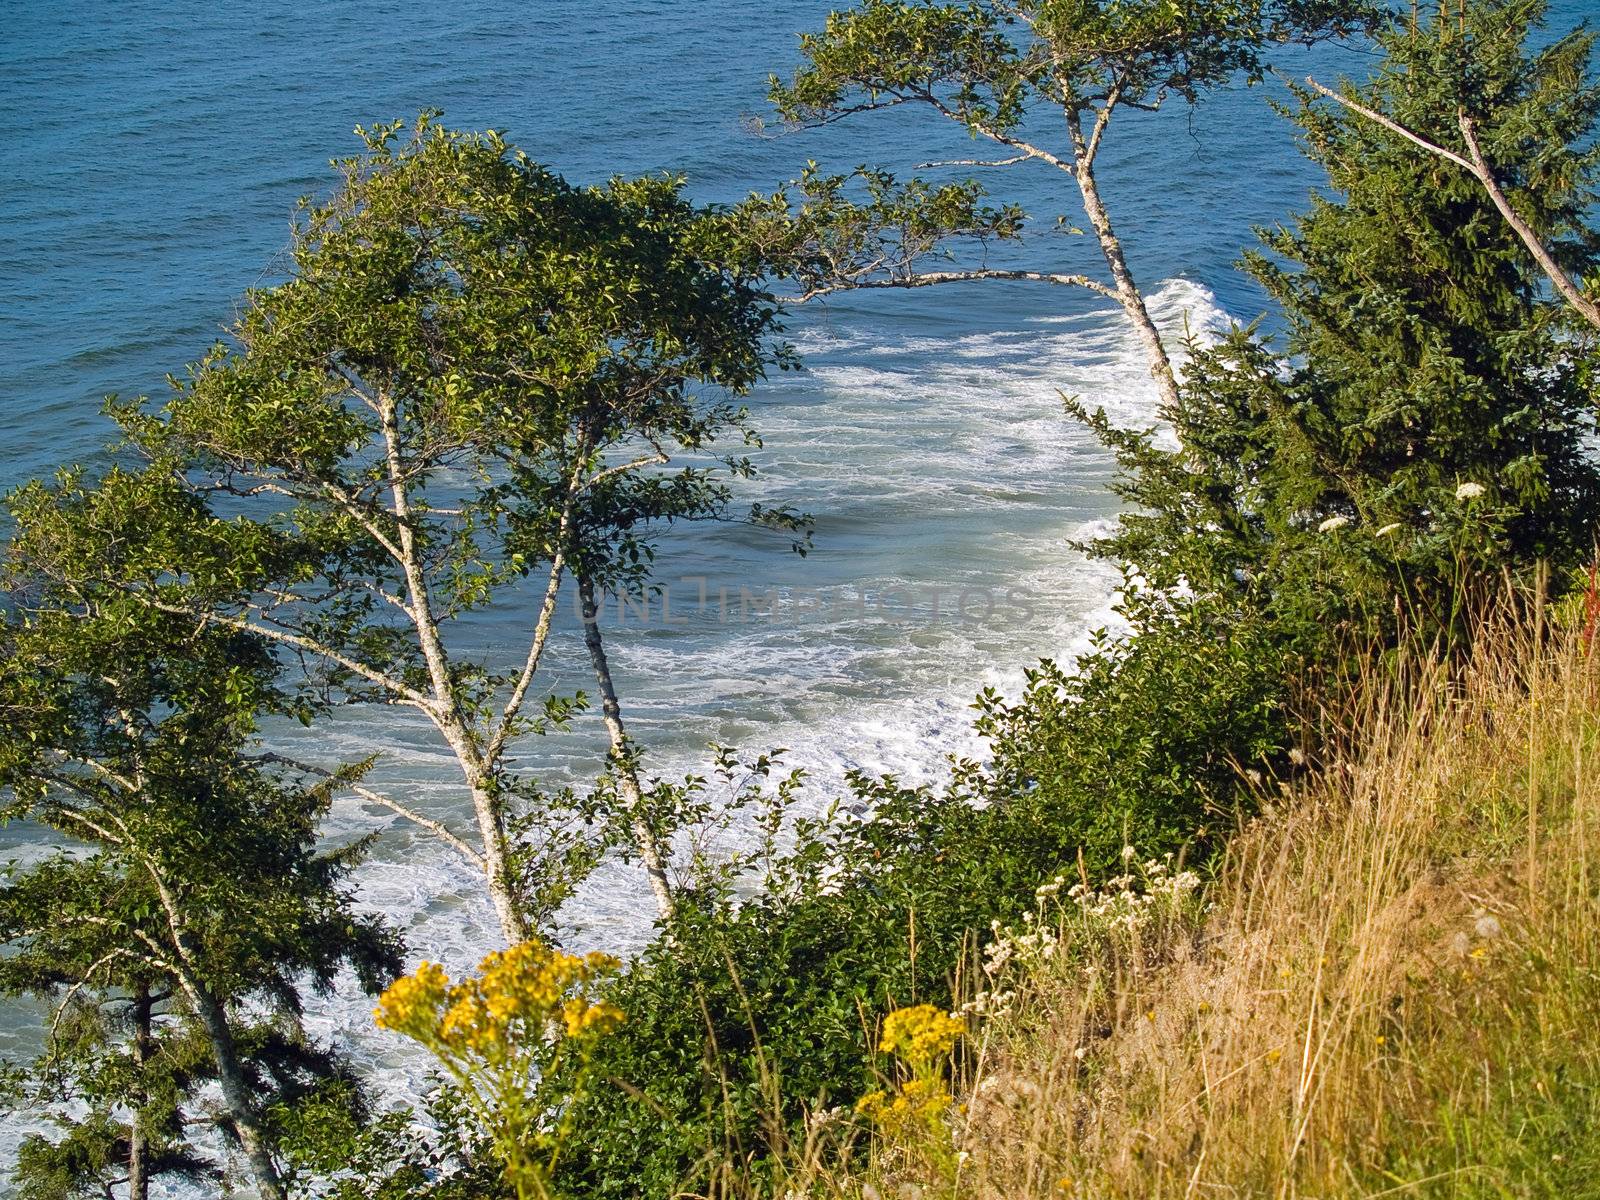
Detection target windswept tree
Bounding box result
[32,115,799,941]
[747,0,1375,407]
[0,566,401,1200]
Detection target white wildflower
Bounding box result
[1375,522,1402,537]
[1317,514,1351,533]
[1455,481,1486,501]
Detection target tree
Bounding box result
[47,115,798,941]
[1079,0,1600,656]
[1302,1,1600,331]
[0,553,402,1200]
[753,0,1375,408]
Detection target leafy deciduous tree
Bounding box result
[751,0,1375,407]
[27,115,800,941]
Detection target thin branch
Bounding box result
[255,752,485,870]
[1083,77,1124,168]
[485,462,589,763]
[587,450,669,488]
[1457,114,1600,330]
[1303,74,1600,331]
[914,154,1031,169]
[139,596,434,709]
[1301,74,1473,169]
[48,949,143,1040]
[51,806,129,847]
[925,94,1075,174]
[794,268,1119,303]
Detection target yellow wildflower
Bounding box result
[878,1004,963,1068]
[373,940,624,1200]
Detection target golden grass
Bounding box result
[789,609,1600,1199]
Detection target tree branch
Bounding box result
[1456,113,1600,331]
[1303,74,1600,331]
[794,268,1119,303]
[925,94,1076,174]
[1083,77,1124,168]
[255,752,485,870]
[139,597,435,709]
[1301,74,1474,169]
[914,154,1031,169]
[484,460,589,764]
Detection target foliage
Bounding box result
[771,0,1375,130]
[728,165,1025,299]
[547,580,1288,1198]
[849,611,1600,1198]
[855,1005,965,1188]
[20,112,804,942]
[1082,0,1600,654]
[0,542,400,1199]
[751,0,1378,411]
[373,944,623,1200]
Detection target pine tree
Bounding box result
[1083,0,1600,652]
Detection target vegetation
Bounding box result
[785,600,1600,1198]
[4,0,1600,1198]
[373,943,623,1200]
[0,527,400,1200]
[33,115,801,943]
[752,0,1376,404]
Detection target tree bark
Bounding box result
[377,392,530,944]
[469,773,527,943]
[577,574,675,921]
[1073,156,1181,410]
[127,986,151,1200]
[187,985,286,1200]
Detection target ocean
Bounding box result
[5,1,1577,1190]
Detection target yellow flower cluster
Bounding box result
[856,1004,964,1177]
[374,941,625,1200]
[374,941,623,1061]
[855,1076,954,1137]
[878,1004,964,1070]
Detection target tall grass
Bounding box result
[783,609,1600,1199]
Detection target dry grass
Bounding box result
[789,610,1600,1199]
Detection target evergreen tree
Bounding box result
[1082,0,1600,654]
[0,535,401,1200]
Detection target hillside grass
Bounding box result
[786,607,1600,1199]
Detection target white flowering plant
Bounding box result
[965,849,1205,1021]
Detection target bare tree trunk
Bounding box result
[577,574,674,921]
[1073,157,1181,410]
[469,773,527,943]
[127,986,151,1200]
[187,985,285,1200]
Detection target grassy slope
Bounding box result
[803,612,1600,1199]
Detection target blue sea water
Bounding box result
[4,1,1589,1189]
